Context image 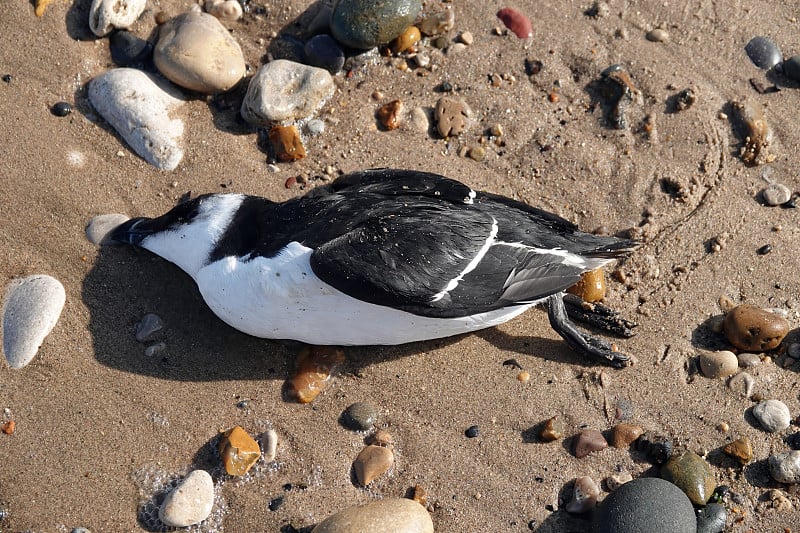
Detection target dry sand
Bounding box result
[2,0,800,531]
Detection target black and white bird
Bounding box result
[111,169,637,367]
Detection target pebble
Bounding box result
[467,146,485,162]
[458,31,474,46]
[306,119,325,136]
[154,12,245,93]
[85,214,130,245]
[573,429,607,458]
[496,7,532,39]
[109,31,154,68]
[783,55,800,82]
[287,346,345,403]
[723,304,789,351]
[89,0,146,37]
[753,399,791,432]
[434,97,470,137]
[605,470,632,491]
[645,28,669,42]
[566,268,606,302]
[1,420,16,434]
[769,450,800,483]
[204,0,242,22]
[311,498,433,533]
[391,26,421,53]
[539,416,564,442]
[465,425,480,438]
[409,106,429,133]
[329,0,422,49]
[376,99,403,130]
[592,477,696,533]
[699,350,738,379]
[787,432,800,450]
[88,68,185,171]
[144,342,165,357]
[219,425,261,476]
[761,183,791,206]
[722,437,753,465]
[242,60,334,126]
[418,8,454,36]
[636,431,673,464]
[341,402,379,431]
[766,488,793,510]
[661,450,716,505]
[611,423,643,448]
[744,36,783,70]
[566,476,599,513]
[135,313,164,342]
[258,429,278,462]
[696,503,727,533]
[3,275,66,369]
[51,101,72,117]
[353,444,394,486]
[737,352,762,367]
[158,469,214,527]
[304,35,346,74]
[727,371,755,398]
[268,124,306,162]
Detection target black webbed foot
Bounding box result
[547,294,631,368]
[562,292,637,338]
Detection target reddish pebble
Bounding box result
[573,429,607,458]
[1,420,15,435]
[497,7,532,39]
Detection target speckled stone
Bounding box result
[312,498,433,533]
[434,97,470,137]
[573,429,607,458]
[592,477,696,533]
[753,399,791,433]
[566,476,599,513]
[699,350,738,379]
[341,402,379,431]
[723,304,789,351]
[89,0,146,37]
[769,451,800,484]
[158,469,214,527]
[330,0,422,49]
[745,36,783,70]
[661,451,716,505]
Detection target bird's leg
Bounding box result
[562,293,637,338]
[547,294,630,368]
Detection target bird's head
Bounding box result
[111,193,245,278]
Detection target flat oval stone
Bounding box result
[154,11,246,93]
[312,498,433,533]
[723,304,789,351]
[769,451,800,483]
[761,183,791,206]
[330,0,422,49]
[3,275,66,369]
[592,477,696,533]
[699,350,738,379]
[88,68,185,170]
[158,469,214,527]
[89,0,147,37]
[753,399,791,433]
[85,214,130,245]
[341,402,379,431]
[661,451,715,505]
[304,34,345,74]
[745,36,783,70]
[241,60,334,125]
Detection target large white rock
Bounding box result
[312,498,433,533]
[3,275,66,369]
[241,59,335,125]
[89,0,147,37]
[88,68,185,171]
[770,451,800,484]
[159,470,215,527]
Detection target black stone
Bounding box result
[786,431,800,450]
[304,34,345,74]
[109,31,154,68]
[592,477,696,533]
[784,55,800,82]
[269,496,285,511]
[636,432,673,464]
[696,502,726,533]
[465,425,480,438]
[51,102,72,117]
[1,74,11,83]
[757,244,772,255]
[744,36,782,70]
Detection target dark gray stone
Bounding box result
[592,478,696,533]
[341,402,379,430]
[330,0,421,49]
[304,34,345,74]
[745,36,782,70]
[696,503,726,533]
[783,55,800,82]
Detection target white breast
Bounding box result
[193,242,536,345]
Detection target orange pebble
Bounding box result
[1,420,15,435]
[566,268,606,302]
[287,346,345,403]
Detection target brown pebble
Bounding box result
[723,437,754,465]
[376,99,402,130]
[517,370,530,382]
[353,444,394,486]
[573,429,607,458]
[390,26,421,53]
[434,97,470,137]
[411,484,428,506]
[723,304,790,351]
[566,268,606,302]
[467,146,485,162]
[287,346,345,403]
[539,415,564,442]
[219,425,261,476]
[268,124,306,162]
[611,423,643,448]
[369,429,394,447]
[1,420,16,435]
[699,350,739,379]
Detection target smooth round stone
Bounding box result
[573,429,607,458]
[753,399,791,433]
[330,0,422,49]
[783,55,800,82]
[204,0,242,22]
[304,35,345,74]
[51,101,72,117]
[661,451,715,505]
[723,304,789,352]
[745,36,783,70]
[737,352,762,367]
[241,60,334,125]
[88,68,185,170]
[154,12,246,93]
[261,429,278,462]
[109,31,154,68]
[699,350,738,379]
[312,498,433,533]
[592,478,696,533]
[646,28,669,42]
[566,476,599,513]
[341,402,379,430]
[89,0,147,37]
[769,450,800,483]
[3,275,66,369]
[85,214,130,245]
[762,183,791,206]
[158,469,215,527]
[696,503,727,533]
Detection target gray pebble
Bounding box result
[783,55,800,82]
[71,529,92,533]
[341,402,379,430]
[788,343,800,359]
[330,0,422,49]
[85,214,130,246]
[3,275,66,369]
[737,352,762,367]
[144,342,166,357]
[753,399,791,432]
[135,313,164,343]
[305,119,326,136]
[261,428,278,462]
[696,503,726,533]
[769,450,800,484]
[762,183,791,206]
[745,36,783,70]
[591,477,696,533]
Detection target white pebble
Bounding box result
[3,275,66,369]
[566,476,599,513]
[605,471,633,491]
[410,106,430,133]
[769,451,800,484]
[135,313,164,343]
[88,68,185,171]
[753,399,791,433]
[311,498,433,533]
[204,0,242,22]
[85,214,130,246]
[261,429,278,462]
[158,470,215,527]
[699,350,738,379]
[89,0,147,37]
[761,183,791,206]
[305,119,326,136]
[241,60,335,125]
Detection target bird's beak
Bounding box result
[110,217,154,245]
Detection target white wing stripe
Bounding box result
[431,218,498,302]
